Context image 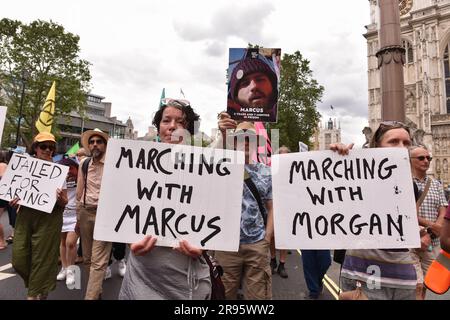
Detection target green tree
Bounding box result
[268,51,323,152]
[0,18,91,148]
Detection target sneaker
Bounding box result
[118,259,127,277]
[56,267,66,281]
[277,263,288,278]
[270,259,277,275]
[104,266,112,280]
[66,268,75,287]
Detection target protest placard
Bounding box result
[93,139,245,251]
[272,148,420,249]
[0,106,6,143]
[227,48,281,123]
[0,153,69,213]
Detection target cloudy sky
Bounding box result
[3,0,370,146]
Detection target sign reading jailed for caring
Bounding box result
[0,153,68,213]
[272,148,420,250]
[93,139,245,251]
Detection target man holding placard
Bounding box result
[76,128,110,300]
[8,132,68,300]
[214,118,274,300]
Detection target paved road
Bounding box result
[0,213,448,300]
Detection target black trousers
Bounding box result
[108,242,126,265]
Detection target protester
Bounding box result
[213,113,274,300]
[410,145,447,299]
[0,151,9,250]
[76,128,111,300]
[119,98,211,300]
[11,132,68,300]
[334,121,418,300]
[56,157,80,288]
[270,146,289,279]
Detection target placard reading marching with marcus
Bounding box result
[93,139,245,252]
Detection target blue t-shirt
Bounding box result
[240,162,272,244]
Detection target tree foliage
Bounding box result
[0,18,91,148]
[268,51,323,152]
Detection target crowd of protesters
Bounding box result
[0,98,449,301]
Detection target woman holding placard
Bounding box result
[10,132,68,300]
[118,98,211,300]
[331,121,418,300]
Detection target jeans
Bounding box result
[300,250,331,297]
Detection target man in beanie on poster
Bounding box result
[228,54,278,123]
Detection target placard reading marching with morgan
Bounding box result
[93,139,245,252]
[272,148,420,250]
[0,153,69,213]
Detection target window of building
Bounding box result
[402,40,414,64]
[325,133,331,147]
[444,45,450,113]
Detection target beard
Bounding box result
[91,148,103,159]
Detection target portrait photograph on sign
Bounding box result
[272,148,421,250]
[227,47,281,123]
[93,139,245,252]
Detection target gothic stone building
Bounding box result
[366,0,450,186]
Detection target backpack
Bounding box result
[81,157,91,205]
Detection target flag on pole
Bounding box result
[159,88,165,107]
[65,141,80,156]
[35,81,56,133]
[180,88,185,98]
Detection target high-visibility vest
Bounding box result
[424,250,450,295]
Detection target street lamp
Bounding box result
[15,70,29,146]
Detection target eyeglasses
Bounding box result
[38,143,55,151]
[411,156,433,161]
[89,138,104,145]
[160,98,191,108]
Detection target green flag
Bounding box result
[159,88,165,107]
[66,141,80,156]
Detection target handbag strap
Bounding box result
[416,178,431,209]
[244,168,267,226]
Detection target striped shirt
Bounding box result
[414,176,447,246]
[341,249,417,290]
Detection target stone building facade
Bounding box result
[366,0,450,185]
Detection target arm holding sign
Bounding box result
[56,188,68,208]
[216,112,237,149]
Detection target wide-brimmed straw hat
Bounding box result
[81,128,109,149]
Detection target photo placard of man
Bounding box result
[227,48,281,123]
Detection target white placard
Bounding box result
[94,139,245,252]
[0,153,69,213]
[272,148,420,250]
[0,106,6,143]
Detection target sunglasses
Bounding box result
[411,155,432,161]
[38,143,55,151]
[89,138,104,145]
[160,98,191,108]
